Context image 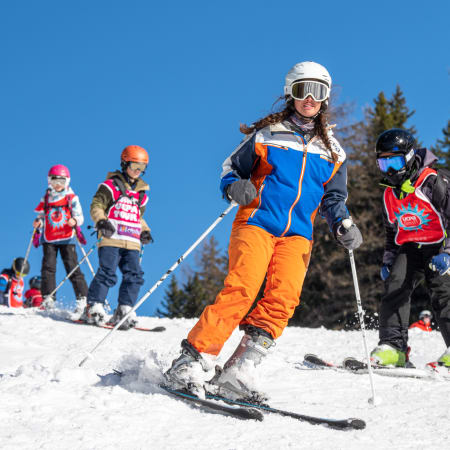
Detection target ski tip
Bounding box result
[348,418,366,430]
[150,326,166,332]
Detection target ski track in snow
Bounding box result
[1,307,448,449]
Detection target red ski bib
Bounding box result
[0,274,24,307]
[384,168,445,245]
[103,179,148,244]
[35,193,75,243]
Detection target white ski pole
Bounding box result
[79,202,237,367]
[347,245,379,406]
[77,239,96,277]
[76,238,111,310]
[48,238,102,299]
[17,229,36,280]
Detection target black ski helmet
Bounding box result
[12,257,30,276]
[375,129,416,186]
[29,275,42,290]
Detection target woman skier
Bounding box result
[165,61,363,402]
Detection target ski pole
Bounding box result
[76,238,111,310]
[76,239,96,278]
[348,247,379,406]
[139,247,144,265]
[48,238,102,300]
[79,202,237,367]
[17,229,36,279]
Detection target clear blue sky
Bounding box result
[1,0,448,316]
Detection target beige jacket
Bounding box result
[90,171,150,250]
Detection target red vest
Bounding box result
[383,168,445,246]
[35,193,75,242]
[0,273,24,307]
[24,288,43,308]
[103,179,148,244]
[409,320,432,332]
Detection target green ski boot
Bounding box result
[370,344,406,367]
[437,347,450,367]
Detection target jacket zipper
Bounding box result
[280,136,310,237]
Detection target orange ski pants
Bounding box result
[187,224,312,355]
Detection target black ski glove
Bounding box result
[226,179,257,205]
[333,219,363,250]
[96,219,115,238]
[140,230,154,245]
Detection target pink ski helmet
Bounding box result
[48,164,70,178]
[48,164,71,189]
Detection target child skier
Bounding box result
[0,257,30,307]
[409,310,432,332]
[165,61,362,402]
[80,145,152,329]
[33,165,89,312]
[371,129,450,368]
[24,276,43,308]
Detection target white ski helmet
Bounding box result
[284,61,332,102]
[419,310,432,320]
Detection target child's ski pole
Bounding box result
[79,202,237,367]
[76,239,96,278]
[17,229,36,279]
[48,238,102,300]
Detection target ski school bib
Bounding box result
[103,179,148,244]
[35,193,75,243]
[0,274,24,307]
[384,168,445,245]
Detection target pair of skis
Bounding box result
[300,353,446,380]
[71,319,166,333]
[111,369,365,430]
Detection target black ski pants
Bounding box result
[379,243,450,351]
[41,243,88,299]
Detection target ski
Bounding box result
[159,385,264,421]
[204,391,365,430]
[71,319,165,333]
[300,354,436,380]
[343,357,438,379]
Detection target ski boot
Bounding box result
[42,296,56,310]
[80,302,108,326]
[437,346,450,367]
[208,327,274,404]
[72,296,87,319]
[108,304,138,330]
[370,343,406,367]
[164,339,213,397]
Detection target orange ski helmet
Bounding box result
[121,145,149,164]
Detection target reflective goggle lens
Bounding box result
[291,81,329,102]
[377,155,406,173]
[50,176,67,185]
[129,162,147,173]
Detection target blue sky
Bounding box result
[1,0,448,316]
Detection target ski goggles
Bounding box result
[289,80,330,102]
[49,176,67,187]
[377,155,406,173]
[128,162,147,173]
[14,270,27,278]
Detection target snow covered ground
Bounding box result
[1,306,449,450]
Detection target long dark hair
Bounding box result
[240,96,337,161]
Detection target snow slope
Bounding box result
[1,306,449,450]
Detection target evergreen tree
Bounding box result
[291,86,420,329]
[157,236,228,318]
[157,277,186,318]
[431,120,450,169]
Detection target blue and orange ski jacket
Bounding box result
[220,120,350,239]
